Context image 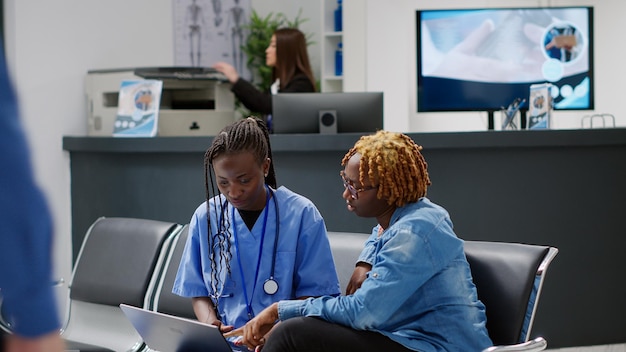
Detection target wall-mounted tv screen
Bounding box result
[416,7,594,112]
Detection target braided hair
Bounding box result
[202,117,277,311]
[341,130,431,208]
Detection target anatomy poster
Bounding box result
[173,0,252,79]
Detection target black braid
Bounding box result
[202,117,277,315]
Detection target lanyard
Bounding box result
[232,186,271,320]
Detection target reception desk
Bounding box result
[63,128,626,348]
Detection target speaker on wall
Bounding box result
[318,110,337,134]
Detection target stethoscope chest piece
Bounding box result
[263,278,279,295]
[231,186,282,301]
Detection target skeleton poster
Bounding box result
[173,0,252,79]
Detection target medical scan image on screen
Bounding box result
[416,7,593,112]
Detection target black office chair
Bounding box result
[464,241,558,352]
[60,217,183,352]
[150,224,197,320]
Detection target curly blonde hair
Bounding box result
[341,130,431,207]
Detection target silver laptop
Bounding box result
[120,304,245,352]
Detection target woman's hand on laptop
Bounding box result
[226,302,279,350]
[192,297,234,332]
[209,318,234,333]
[223,329,242,338]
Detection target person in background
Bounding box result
[213,28,316,127]
[0,42,64,352]
[172,117,339,337]
[228,130,493,352]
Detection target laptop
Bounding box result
[120,304,245,352]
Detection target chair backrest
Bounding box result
[152,224,197,319]
[327,231,368,294]
[61,217,182,352]
[464,241,558,346]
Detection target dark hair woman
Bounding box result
[213,28,316,118]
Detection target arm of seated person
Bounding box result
[6,331,65,352]
[192,296,233,333]
[346,261,372,295]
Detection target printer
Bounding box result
[85,67,236,136]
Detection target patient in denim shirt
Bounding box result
[229,130,493,352]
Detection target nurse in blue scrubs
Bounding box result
[172,117,340,332]
[0,41,64,351]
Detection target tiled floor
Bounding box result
[546,344,625,352]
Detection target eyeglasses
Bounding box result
[340,171,377,200]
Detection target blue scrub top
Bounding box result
[173,186,340,328]
[0,41,60,337]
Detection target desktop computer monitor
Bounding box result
[271,92,384,134]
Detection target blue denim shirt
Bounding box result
[278,198,493,351]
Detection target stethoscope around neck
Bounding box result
[227,185,280,301]
[262,185,280,295]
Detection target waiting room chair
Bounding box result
[464,241,558,352]
[327,231,369,294]
[150,224,196,320]
[61,217,183,352]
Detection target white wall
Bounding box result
[4,0,174,316]
[3,0,623,317]
[364,0,626,132]
[2,0,319,318]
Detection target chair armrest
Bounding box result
[483,337,547,352]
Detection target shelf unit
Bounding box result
[320,0,367,93]
[320,0,343,92]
